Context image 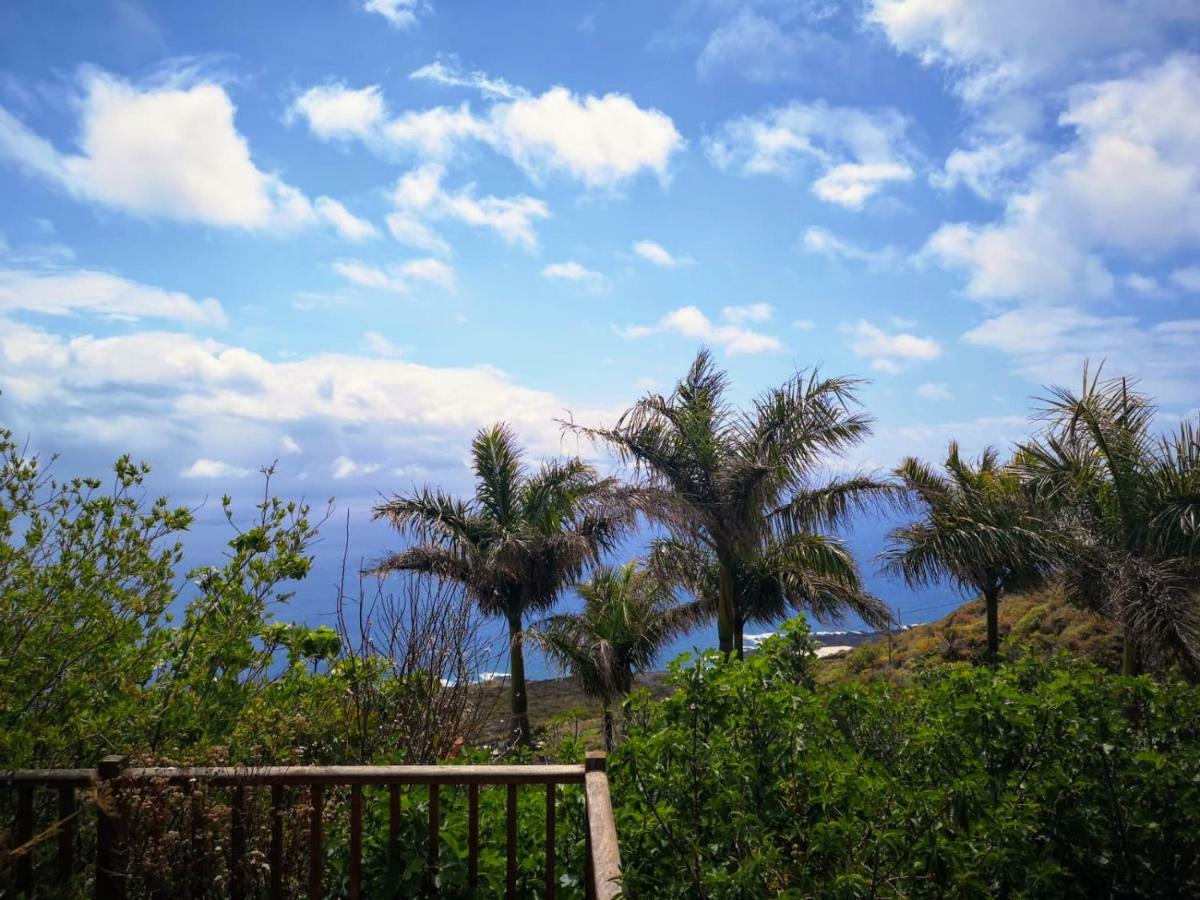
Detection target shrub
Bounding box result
[612,618,1200,898]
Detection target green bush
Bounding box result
[612,618,1200,898]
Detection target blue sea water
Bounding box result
[180,501,965,682]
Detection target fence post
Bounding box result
[96,754,129,900]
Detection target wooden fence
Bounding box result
[1,751,621,899]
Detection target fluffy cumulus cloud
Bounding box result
[0,69,317,232]
[290,84,385,139]
[963,306,1200,403]
[362,0,428,30]
[866,0,1200,102]
[541,261,607,291]
[291,63,684,190]
[705,101,914,208]
[0,268,227,327]
[621,305,781,355]
[390,163,549,250]
[333,257,455,294]
[182,458,252,479]
[632,240,689,267]
[0,315,619,488]
[924,56,1200,304]
[0,68,374,240]
[314,197,378,242]
[844,319,941,373]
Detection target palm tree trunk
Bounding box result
[602,704,614,753]
[984,586,1000,663]
[717,560,736,659]
[1121,628,1142,677]
[507,612,531,745]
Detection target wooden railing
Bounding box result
[1,751,622,899]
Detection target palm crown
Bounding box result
[1016,369,1200,674]
[883,442,1057,660]
[568,348,891,657]
[373,423,632,744]
[534,562,694,748]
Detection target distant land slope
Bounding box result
[818,586,1119,683]
[477,589,1119,746]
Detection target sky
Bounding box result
[1,1,1199,663]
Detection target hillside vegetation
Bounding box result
[820,588,1120,683]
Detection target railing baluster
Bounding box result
[270,784,284,900]
[427,783,440,879]
[230,785,246,900]
[97,754,129,900]
[468,783,479,890]
[0,762,618,898]
[308,784,323,900]
[349,785,362,900]
[16,784,33,895]
[388,784,400,868]
[545,782,556,900]
[506,783,518,900]
[57,785,77,884]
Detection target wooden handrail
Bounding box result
[584,751,623,900]
[1,757,623,899]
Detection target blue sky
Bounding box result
[1,1,1199,647]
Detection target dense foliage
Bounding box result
[613,620,1200,898]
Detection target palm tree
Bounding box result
[533,562,696,750]
[1016,368,1200,676]
[647,533,885,656]
[566,348,891,659]
[373,424,632,745]
[882,443,1057,662]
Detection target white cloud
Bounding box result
[1125,273,1165,297]
[385,212,451,256]
[381,104,488,159]
[620,305,781,355]
[488,87,683,189]
[844,319,942,372]
[0,69,316,232]
[0,317,620,474]
[697,10,800,83]
[410,60,523,101]
[183,458,252,479]
[802,226,900,269]
[963,305,1200,403]
[363,332,406,358]
[281,435,302,455]
[362,0,427,29]
[932,135,1037,198]
[333,260,408,294]
[542,261,607,291]
[792,319,816,330]
[391,163,549,249]
[0,268,227,327]
[296,74,684,189]
[290,84,385,140]
[632,240,689,267]
[720,303,773,324]
[332,455,382,479]
[866,0,1199,102]
[916,382,954,401]
[923,56,1200,304]
[705,100,914,208]
[315,197,378,242]
[401,257,456,289]
[1172,266,1200,293]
